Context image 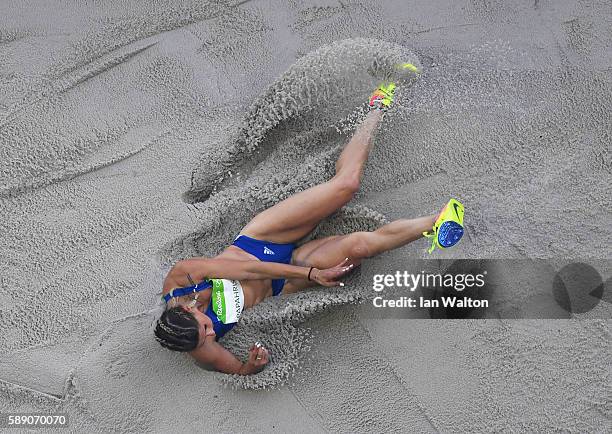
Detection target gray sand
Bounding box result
[1,0,610,432]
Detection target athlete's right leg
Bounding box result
[283,215,436,293]
[239,109,384,244]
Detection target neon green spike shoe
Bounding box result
[369,81,396,111]
[423,199,465,254]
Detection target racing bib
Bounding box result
[211,279,244,324]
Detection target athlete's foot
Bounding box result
[369,81,396,111]
[423,199,465,253]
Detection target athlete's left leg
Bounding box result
[282,215,436,293]
[239,109,384,244]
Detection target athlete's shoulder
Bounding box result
[163,259,206,292]
[168,259,210,288]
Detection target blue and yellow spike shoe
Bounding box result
[369,81,396,111]
[423,199,465,253]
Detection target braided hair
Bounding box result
[154,306,199,352]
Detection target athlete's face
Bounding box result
[179,301,216,347]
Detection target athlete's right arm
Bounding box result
[177,257,309,281]
[189,340,269,375]
[176,258,353,287]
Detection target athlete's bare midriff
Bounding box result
[215,245,274,306]
[217,244,303,296]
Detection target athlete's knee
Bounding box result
[346,232,374,259]
[333,172,360,197]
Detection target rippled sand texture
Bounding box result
[1,0,610,432]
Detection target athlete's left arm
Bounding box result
[189,339,269,375]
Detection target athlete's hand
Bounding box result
[241,342,269,374]
[311,258,354,287]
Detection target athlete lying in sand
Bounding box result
[155,79,465,375]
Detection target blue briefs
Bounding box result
[232,234,296,296]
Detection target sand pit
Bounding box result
[1,0,610,431]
